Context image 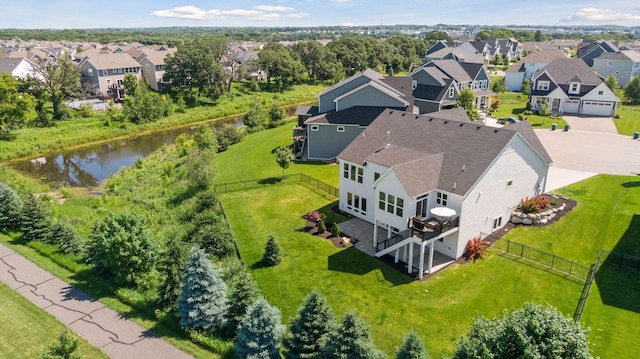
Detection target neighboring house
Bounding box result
[337,109,551,278]
[504,49,567,92]
[410,59,493,113]
[77,53,142,99]
[530,58,620,117]
[457,38,521,63]
[137,49,175,91]
[297,68,415,161]
[577,40,619,67]
[423,46,484,64]
[592,50,640,87]
[0,57,39,79]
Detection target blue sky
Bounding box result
[2,0,640,29]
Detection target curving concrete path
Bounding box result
[0,243,193,359]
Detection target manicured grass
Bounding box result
[0,83,325,162]
[613,103,640,136]
[494,92,568,129]
[219,183,583,357]
[0,281,109,358]
[215,120,339,187]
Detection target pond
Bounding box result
[11,118,241,188]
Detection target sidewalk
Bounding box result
[0,243,193,359]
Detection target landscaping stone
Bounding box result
[523,218,533,225]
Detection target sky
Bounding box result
[2,0,640,29]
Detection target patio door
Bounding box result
[415,194,428,218]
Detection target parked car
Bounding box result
[497,116,520,125]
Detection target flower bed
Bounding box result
[510,194,575,226]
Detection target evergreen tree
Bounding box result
[267,104,285,127]
[41,331,80,359]
[158,236,189,310]
[284,290,337,359]
[20,193,52,242]
[321,311,385,359]
[177,246,228,331]
[0,182,23,231]
[235,298,285,359]
[262,235,282,266]
[49,221,84,256]
[396,331,429,359]
[225,269,260,335]
[521,78,531,95]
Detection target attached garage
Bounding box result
[562,99,579,113]
[581,101,614,117]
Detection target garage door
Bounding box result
[581,101,613,117]
[563,99,579,113]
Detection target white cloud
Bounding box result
[329,0,350,2]
[151,4,304,21]
[254,5,293,12]
[562,7,640,23]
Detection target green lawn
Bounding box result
[613,103,640,136]
[219,183,583,357]
[0,281,108,358]
[494,92,568,129]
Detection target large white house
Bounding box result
[337,110,552,278]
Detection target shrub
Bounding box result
[305,210,321,222]
[77,102,94,118]
[330,223,340,237]
[317,219,326,234]
[263,235,282,266]
[464,237,487,260]
[519,195,550,214]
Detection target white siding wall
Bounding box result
[458,135,548,258]
[338,160,380,223]
[374,171,410,232]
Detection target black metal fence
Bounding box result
[214,173,339,198]
[494,240,590,280]
[601,250,640,272]
[573,258,599,322]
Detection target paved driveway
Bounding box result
[563,115,618,134]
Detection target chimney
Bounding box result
[385,131,391,148]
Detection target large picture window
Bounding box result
[347,192,367,215]
[378,192,405,217]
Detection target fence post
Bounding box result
[520,243,524,258]
[507,240,511,253]
[551,255,555,269]
[570,261,574,276]
[619,254,624,268]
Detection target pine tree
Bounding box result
[262,235,282,266]
[49,221,84,256]
[321,311,385,359]
[0,182,23,231]
[396,331,429,359]
[225,269,260,335]
[235,298,285,359]
[284,290,337,359]
[177,246,228,331]
[41,331,80,359]
[158,236,189,311]
[20,193,52,242]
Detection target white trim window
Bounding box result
[87,68,93,76]
[145,64,150,71]
[337,126,345,132]
[106,79,111,84]
[537,81,550,91]
[378,192,404,217]
[506,180,513,188]
[310,125,319,131]
[448,87,454,98]
[343,163,363,183]
[493,216,502,229]
[607,61,613,67]
[347,192,367,215]
[102,69,108,76]
[436,192,448,206]
[569,82,580,94]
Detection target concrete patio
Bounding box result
[340,217,456,278]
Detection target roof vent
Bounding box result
[453,182,457,190]
[385,131,391,149]
[462,164,466,172]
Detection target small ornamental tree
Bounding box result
[305,211,321,223]
[284,290,337,359]
[453,303,592,359]
[177,246,228,331]
[396,331,429,359]
[268,104,285,128]
[20,193,52,242]
[242,100,265,132]
[464,237,487,261]
[456,88,480,121]
[88,212,159,285]
[41,331,80,359]
[321,311,385,359]
[235,298,286,359]
[330,222,341,238]
[317,219,327,234]
[274,145,295,179]
[225,269,260,335]
[521,78,531,95]
[0,182,23,231]
[263,235,282,266]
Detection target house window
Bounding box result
[506,180,513,188]
[473,81,478,90]
[598,90,603,95]
[118,68,122,73]
[378,192,404,217]
[537,81,549,91]
[343,163,349,179]
[337,126,345,132]
[350,165,356,181]
[347,192,366,215]
[416,194,429,218]
[615,71,620,74]
[106,79,111,84]
[436,192,448,206]
[482,80,487,89]
[310,125,319,131]
[493,217,502,229]
[448,87,454,98]
[87,68,93,76]
[102,69,108,76]
[569,83,579,94]
[357,167,363,184]
[145,64,150,71]
[607,61,613,67]
[374,172,380,182]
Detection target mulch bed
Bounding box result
[304,221,353,248]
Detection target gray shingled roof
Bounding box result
[304,106,388,126]
[79,52,141,70]
[0,57,26,73]
[413,82,450,102]
[429,60,473,82]
[595,50,640,62]
[535,58,603,85]
[338,110,551,197]
[506,49,567,73]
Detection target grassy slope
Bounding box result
[0,281,109,359]
[219,184,582,357]
[0,83,324,162]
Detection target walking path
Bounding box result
[0,243,193,359]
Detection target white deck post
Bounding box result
[373,222,378,248]
[419,242,426,279]
[394,248,400,263]
[428,241,435,274]
[402,245,407,262]
[408,242,414,274]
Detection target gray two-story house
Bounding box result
[592,50,640,87]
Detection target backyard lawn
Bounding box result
[493,92,568,129]
[0,281,108,358]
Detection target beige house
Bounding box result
[78,53,141,99]
[136,49,175,91]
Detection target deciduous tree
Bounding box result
[0,73,34,131]
[32,54,80,121]
[273,145,294,179]
[456,88,480,121]
[41,331,80,359]
[235,298,285,359]
[258,42,304,89]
